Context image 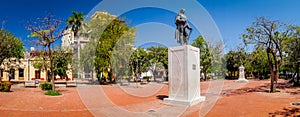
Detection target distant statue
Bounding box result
[175,8,192,45]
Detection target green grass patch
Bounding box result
[45,90,62,96]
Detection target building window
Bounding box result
[10,69,15,80]
[19,69,24,77]
[35,70,40,79]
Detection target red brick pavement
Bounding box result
[1,79,299,117]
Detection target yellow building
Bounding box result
[0,49,73,82]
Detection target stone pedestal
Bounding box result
[236,65,248,83]
[164,45,205,106]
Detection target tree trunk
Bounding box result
[270,53,279,93]
[42,47,49,82]
[48,45,55,91]
[297,63,300,85]
[267,51,276,93]
[270,71,275,92]
[271,53,280,92]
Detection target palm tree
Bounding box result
[67,11,84,36]
[67,11,85,79]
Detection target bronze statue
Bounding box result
[175,8,192,45]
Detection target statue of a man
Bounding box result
[175,8,192,45]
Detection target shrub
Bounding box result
[40,82,52,90]
[45,90,61,96]
[207,75,212,80]
[0,81,12,92]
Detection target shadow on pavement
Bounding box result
[269,107,300,116]
[222,81,299,97]
[156,95,168,100]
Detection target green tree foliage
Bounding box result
[225,47,248,79]
[27,14,65,91]
[80,38,96,74]
[53,47,72,80]
[66,11,85,37]
[0,28,24,81]
[225,51,238,78]
[0,29,24,66]
[93,14,135,84]
[209,41,226,78]
[32,54,49,72]
[191,36,212,80]
[110,28,135,80]
[285,26,300,85]
[79,12,114,75]
[242,17,293,92]
[248,47,269,79]
[129,48,149,80]
[146,46,168,81]
[79,12,135,83]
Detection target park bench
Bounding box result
[24,81,36,87]
[66,81,77,87]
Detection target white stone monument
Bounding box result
[236,65,248,82]
[164,45,205,106]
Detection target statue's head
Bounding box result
[180,8,185,14]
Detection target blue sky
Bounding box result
[1,0,300,52]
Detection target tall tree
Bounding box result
[53,47,72,80]
[146,46,168,81]
[66,11,85,79]
[110,28,135,81]
[191,36,212,80]
[285,26,300,85]
[129,47,149,81]
[0,28,24,81]
[242,17,293,92]
[209,41,225,78]
[249,47,269,79]
[94,17,135,84]
[67,11,84,36]
[0,29,24,65]
[27,14,65,90]
[80,11,115,70]
[225,50,239,78]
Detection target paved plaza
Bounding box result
[0,79,299,117]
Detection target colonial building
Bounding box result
[0,48,73,82]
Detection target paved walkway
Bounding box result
[77,80,300,117]
[0,87,92,117]
[1,79,300,116]
[77,83,189,117]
